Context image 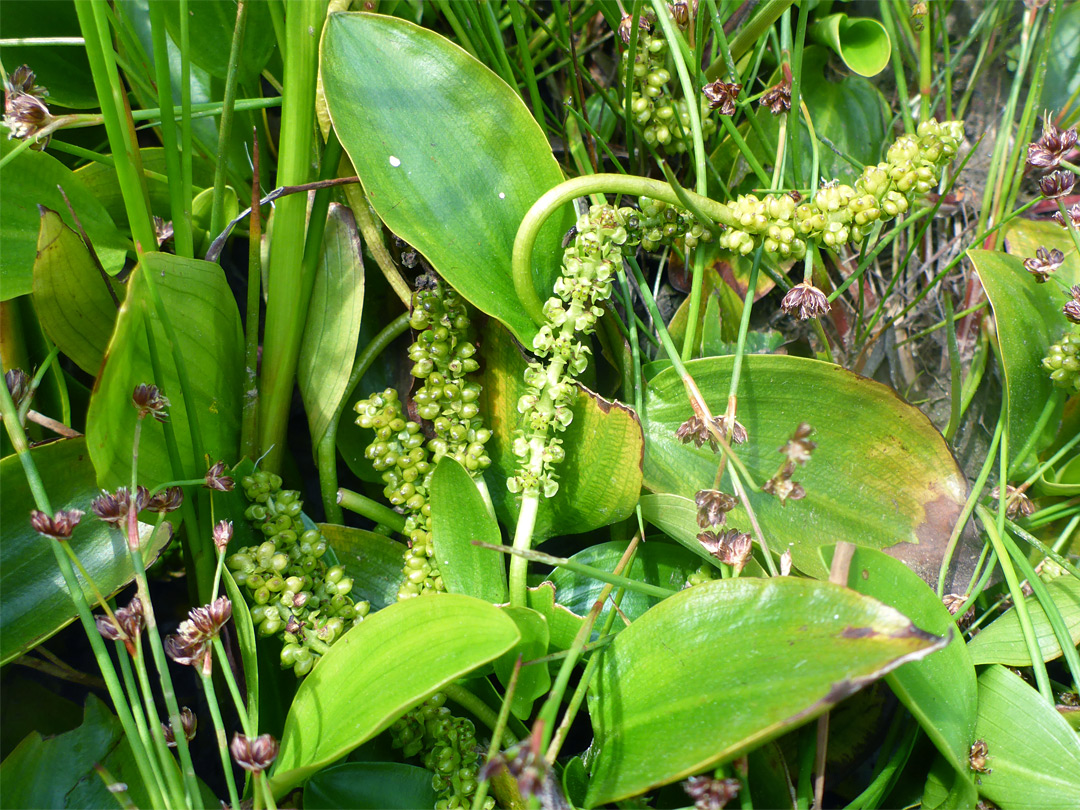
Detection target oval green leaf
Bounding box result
[829,545,977,773]
[269,594,520,795]
[480,320,643,541]
[641,354,975,586]
[298,203,365,446]
[430,457,508,604]
[319,524,406,611]
[972,665,1080,809]
[85,252,244,488]
[966,576,1080,666]
[320,11,573,345]
[0,438,172,665]
[494,606,550,720]
[303,762,438,810]
[584,577,947,806]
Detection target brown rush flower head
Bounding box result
[204,460,235,491]
[669,1,694,29]
[702,80,742,116]
[3,84,52,148]
[781,282,831,321]
[779,422,816,465]
[695,489,739,528]
[677,414,747,451]
[697,529,753,573]
[212,520,233,552]
[29,508,84,541]
[162,707,197,747]
[132,383,169,422]
[1039,170,1076,199]
[991,484,1035,519]
[91,486,150,527]
[5,368,32,411]
[8,65,48,99]
[683,774,741,810]
[1023,246,1065,283]
[1053,203,1080,230]
[230,733,279,774]
[99,597,147,655]
[617,11,651,44]
[152,216,175,252]
[147,486,184,514]
[763,461,806,506]
[1065,286,1080,324]
[178,596,232,644]
[164,632,211,672]
[1027,118,1078,170]
[761,63,793,114]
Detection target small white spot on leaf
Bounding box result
[389,155,401,167]
[499,192,506,199]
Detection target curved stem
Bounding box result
[337,488,407,534]
[509,491,540,607]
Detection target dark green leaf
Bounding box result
[161,0,277,84]
[85,252,244,488]
[967,576,1080,666]
[585,577,947,806]
[319,524,406,611]
[269,594,520,795]
[303,762,438,810]
[494,607,550,720]
[0,1,98,108]
[526,582,586,652]
[429,457,508,604]
[321,11,573,345]
[0,438,172,666]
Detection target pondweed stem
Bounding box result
[209,0,250,239]
[132,635,188,809]
[337,488,408,534]
[211,637,254,737]
[200,671,242,810]
[115,643,171,809]
[508,491,541,607]
[241,129,263,460]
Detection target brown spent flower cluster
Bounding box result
[1039,170,1076,200]
[1023,246,1064,283]
[96,597,146,656]
[695,489,739,528]
[231,733,279,774]
[697,529,753,573]
[1027,117,1078,171]
[30,508,84,541]
[3,65,51,149]
[1052,203,1080,230]
[1065,285,1080,325]
[702,80,741,116]
[617,12,651,45]
[760,64,792,115]
[781,282,830,321]
[205,460,235,492]
[5,368,32,411]
[676,413,748,451]
[132,383,170,422]
[763,423,816,505]
[165,596,232,675]
[683,774,741,810]
[990,484,1035,519]
[147,486,184,514]
[162,707,197,747]
[91,486,150,527]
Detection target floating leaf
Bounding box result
[32,208,118,375]
[967,576,1080,666]
[303,762,438,810]
[319,524,406,611]
[971,665,1080,809]
[429,457,508,604]
[584,577,947,806]
[641,355,976,587]
[479,320,643,541]
[298,204,365,446]
[269,594,519,795]
[321,11,573,345]
[85,252,244,488]
[0,438,171,666]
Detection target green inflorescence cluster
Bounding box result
[389,693,494,810]
[622,26,716,152]
[684,562,719,588]
[1044,327,1080,392]
[511,201,701,498]
[717,120,965,259]
[355,278,492,600]
[228,471,370,677]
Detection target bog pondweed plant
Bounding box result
[4,1,1080,808]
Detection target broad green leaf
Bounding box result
[321,11,573,345]
[161,0,277,84]
[923,755,980,810]
[829,546,977,774]
[0,438,171,666]
[526,582,586,651]
[269,594,520,794]
[303,762,438,810]
[809,13,891,77]
[494,607,550,720]
[319,524,406,611]
[549,540,702,633]
[429,457,508,604]
[1,138,128,300]
[584,577,947,806]
[967,576,1080,666]
[32,208,118,375]
[641,355,975,586]
[85,252,244,488]
[479,320,643,540]
[972,665,1080,809]
[0,1,98,108]
[298,204,365,446]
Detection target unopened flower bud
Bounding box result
[1039,170,1076,199]
[230,733,279,773]
[213,520,233,552]
[132,383,170,422]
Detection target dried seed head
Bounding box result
[204,460,235,492]
[91,486,150,526]
[763,468,806,506]
[132,384,170,422]
[1039,170,1076,199]
[3,87,52,148]
[30,508,84,540]
[781,282,831,320]
[162,707,197,747]
[1027,117,1077,170]
[702,80,742,115]
[761,64,792,114]
[230,733,279,773]
[5,368,32,411]
[285,615,303,637]
[676,414,747,451]
[779,423,816,465]
[116,597,146,641]
[617,12,651,44]
[178,596,232,644]
[990,484,1035,519]
[1052,203,1080,230]
[1023,246,1065,283]
[694,489,739,528]
[696,529,753,572]
[212,520,233,552]
[147,486,184,514]
[669,1,693,28]
[1065,286,1080,324]
[684,774,741,810]
[8,65,48,99]
[164,633,211,671]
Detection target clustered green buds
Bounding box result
[620,24,717,152]
[1043,327,1080,393]
[227,471,369,676]
[717,120,965,258]
[389,693,494,810]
